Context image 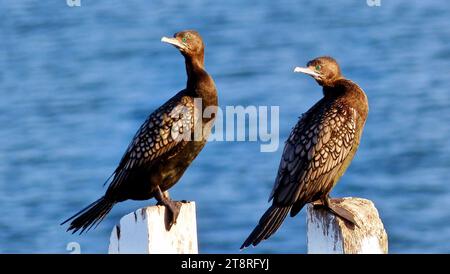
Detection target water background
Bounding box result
[1,0,450,253]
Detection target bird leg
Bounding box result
[155,186,181,230]
[313,197,359,228]
[311,199,325,208]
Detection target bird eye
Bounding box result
[182,37,187,43]
[315,65,321,71]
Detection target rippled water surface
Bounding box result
[0,1,449,253]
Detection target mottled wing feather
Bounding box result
[108,94,195,192]
[270,101,357,206]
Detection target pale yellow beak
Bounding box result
[294,67,321,77]
[161,36,187,50]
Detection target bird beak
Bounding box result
[294,67,321,78]
[161,36,187,50]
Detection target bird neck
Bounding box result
[185,54,206,89]
[184,54,217,107]
[322,78,346,98]
[323,79,369,118]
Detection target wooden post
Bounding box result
[108,202,198,254]
[307,197,388,254]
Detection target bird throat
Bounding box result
[321,77,346,98]
[185,54,205,89]
[184,53,217,108]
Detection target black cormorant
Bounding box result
[241,56,369,248]
[62,30,218,234]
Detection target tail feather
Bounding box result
[61,197,114,234]
[252,206,283,241]
[241,205,292,249]
[265,206,290,238]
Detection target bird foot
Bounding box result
[166,200,182,230]
[155,187,183,230]
[312,198,359,228]
[311,200,326,208]
[157,199,182,230]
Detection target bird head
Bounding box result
[294,56,342,87]
[161,30,204,60]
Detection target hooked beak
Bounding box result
[161,36,187,50]
[294,67,321,78]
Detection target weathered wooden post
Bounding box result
[307,197,388,254]
[108,201,198,254]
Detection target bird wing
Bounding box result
[269,100,357,206]
[106,93,195,192]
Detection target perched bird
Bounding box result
[62,30,218,234]
[241,56,369,249]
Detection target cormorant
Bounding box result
[241,56,369,248]
[62,30,218,234]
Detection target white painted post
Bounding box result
[307,197,388,254]
[108,201,198,254]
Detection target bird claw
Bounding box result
[164,200,182,230]
[327,202,359,228]
[311,198,360,228]
[311,200,325,208]
[154,187,182,230]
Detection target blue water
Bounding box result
[1,0,449,253]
